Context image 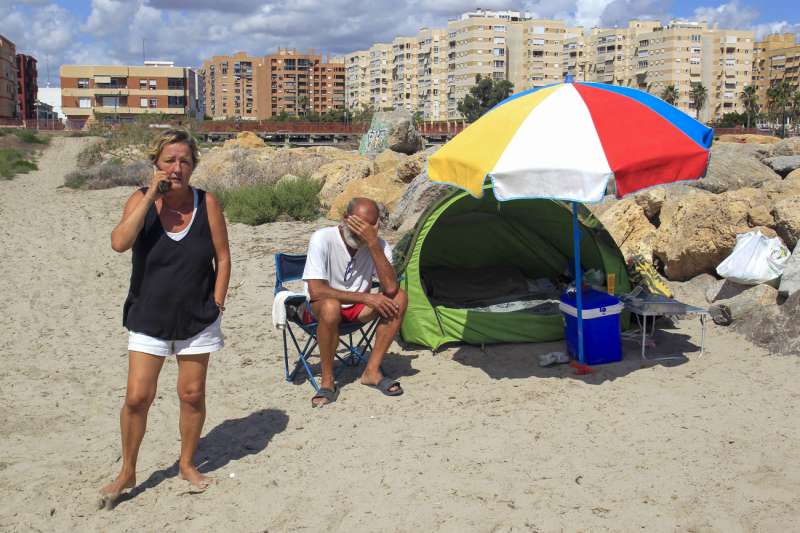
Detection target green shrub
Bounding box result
[63,160,149,189]
[217,178,322,225]
[0,148,38,178]
[217,184,279,225]
[273,178,323,221]
[13,129,49,144]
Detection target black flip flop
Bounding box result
[311,386,339,407]
[364,377,403,397]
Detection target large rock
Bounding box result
[769,137,800,157]
[359,110,424,156]
[779,244,800,299]
[763,155,800,177]
[771,196,800,249]
[372,150,407,175]
[653,187,777,281]
[633,188,666,221]
[717,134,780,145]
[595,198,658,260]
[667,273,718,308]
[735,291,800,355]
[191,146,333,191]
[223,131,267,149]
[313,158,372,209]
[707,281,778,325]
[387,169,454,233]
[395,151,429,183]
[587,195,618,219]
[694,143,781,193]
[327,170,407,220]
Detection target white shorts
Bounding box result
[127,315,224,357]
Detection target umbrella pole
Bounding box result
[572,202,585,364]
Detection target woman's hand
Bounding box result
[146,167,171,199]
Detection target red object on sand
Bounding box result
[569,361,594,375]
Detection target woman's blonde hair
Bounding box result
[147,129,199,166]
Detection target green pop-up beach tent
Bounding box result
[394,186,631,350]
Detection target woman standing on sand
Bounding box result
[99,129,231,508]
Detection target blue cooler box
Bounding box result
[559,289,624,365]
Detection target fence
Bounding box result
[418,120,467,136]
[196,120,368,134]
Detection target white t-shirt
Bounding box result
[302,226,393,307]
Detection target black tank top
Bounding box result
[123,187,219,339]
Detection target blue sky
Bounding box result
[1,0,798,86]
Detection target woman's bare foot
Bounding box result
[179,464,212,490]
[98,472,136,510]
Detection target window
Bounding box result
[78,97,91,108]
[100,96,120,107]
[493,48,505,56]
[167,78,185,90]
[530,38,545,46]
[493,60,505,68]
[148,98,158,108]
[140,98,148,107]
[494,25,506,32]
[139,80,147,89]
[168,96,185,107]
[690,57,700,64]
[149,79,157,89]
[531,26,545,35]
[77,78,90,88]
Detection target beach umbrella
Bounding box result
[428,78,713,364]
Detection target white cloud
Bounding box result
[693,1,758,29]
[84,0,142,37]
[599,0,670,27]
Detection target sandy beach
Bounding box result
[1,137,799,532]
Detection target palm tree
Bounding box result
[790,90,800,136]
[740,85,759,129]
[660,84,679,106]
[689,82,708,121]
[767,80,792,137]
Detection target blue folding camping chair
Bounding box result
[274,253,380,391]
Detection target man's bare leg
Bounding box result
[100,351,165,506]
[311,298,341,405]
[359,289,408,391]
[176,353,210,487]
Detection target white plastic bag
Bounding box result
[716,231,791,285]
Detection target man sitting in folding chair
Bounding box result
[302,197,408,407]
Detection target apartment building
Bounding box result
[523,19,579,88]
[345,50,370,111]
[416,28,449,120]
[368,44,393,110]
[60,62,201,128]
[635,22,753,121]
[563,29,597,82]
[392,37,418,113]
[203,50,345,119]
[446,10,531,118]
[17,54,37,120]
[754,33,800,112]
[0,34,18,119]
[705,29,754,120]
[258,49,345,118]
[202,52,261,120]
